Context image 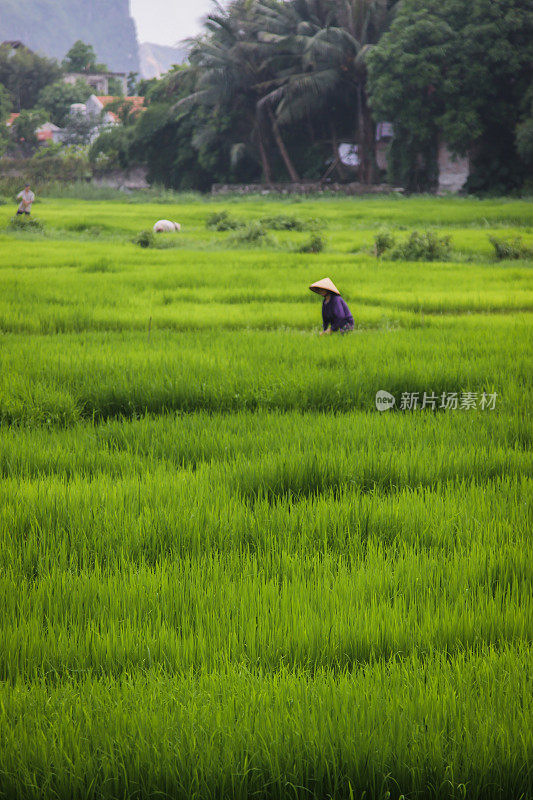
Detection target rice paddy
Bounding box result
[0,194,532,799]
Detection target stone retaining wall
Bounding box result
[92,167,149,190]
[212,182,403,196]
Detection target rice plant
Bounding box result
[0,195,531,799]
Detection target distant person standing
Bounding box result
[16,184,35,216]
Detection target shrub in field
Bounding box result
[298,233,325,254]
[489,235,532,260]
[134,229,155,248]
[229,222,275,246]
[206,211,244,231]
[374,229,396,257]
[260,215,321,232]
[7,215,44,232]
[389,230,452,261]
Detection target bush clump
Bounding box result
[298,233,325,254]
[134,229,155,248]
[260,214,320,232]
[229,222,275,247]
[389,230,452,261]
[488,235,532,260]
[374,229,396,257]
[206,211,244,231]
[8,215,44,232]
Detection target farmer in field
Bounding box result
[16,183,35,216]
[310,278,354,335]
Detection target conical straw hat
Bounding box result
[309,278,340,295]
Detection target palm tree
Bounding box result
[253,0,337,180]
[332,0,392,182]
[254,0,392,183]
[176,1,275,182]
[173,0,396,185]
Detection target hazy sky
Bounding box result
[130,0,225,47]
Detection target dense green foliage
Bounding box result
[489,234,532,261]
[0,43,61,112]
[9,107,47,150]
[0,84,10,155]
[0,38,127,156]
[367,0,533,192]
[37,78,91,127]
[0,154,92,191]
[0,83,10,123]
[62,40,106,74]
[1,0,529,194]
[388,230,452,261]
[0,194,531,798]
[98,0,531,194]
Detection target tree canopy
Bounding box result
[367,0,533,191]
[0,44,62,112]
[2,0,529,194]
[10,108,47,151]
[110,0,528,193]
[62,41,109,74]
[37,79,90,127]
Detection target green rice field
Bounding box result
[0,193,532,799]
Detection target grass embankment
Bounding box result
[0,195,531,799]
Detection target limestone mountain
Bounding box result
[139,42,187,79]
[0,0,139,72]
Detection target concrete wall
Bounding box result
[64,73,128,96]
[437,143,470,194]
[373,136,470,193]
[92,167,149,190]
[212,182,403,196]
[376,141,390,172]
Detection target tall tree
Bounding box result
[332,0,392,183]
[37,79,89,127]
[254,0,392,183]
[367,0,533,192]
[62,41,102,73]
[253,0,334,182]
[0,44,62,112]
[10,108,47,153]
[178,1,276,182]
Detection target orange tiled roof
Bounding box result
[96,96,145,112]
[6,112,20,127]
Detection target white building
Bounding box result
[63,72,128,96]
[36,121,65,144]
[84,95,118,125]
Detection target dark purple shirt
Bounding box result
[322,295,354,331]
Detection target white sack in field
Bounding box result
[153,220,181,233]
